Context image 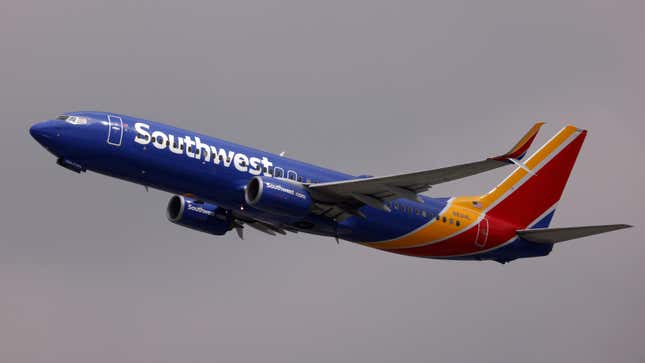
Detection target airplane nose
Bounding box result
[29,121,58,147]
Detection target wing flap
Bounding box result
[517,224,632,244]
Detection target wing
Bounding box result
[307,122,545,220]
[231,212,300,239]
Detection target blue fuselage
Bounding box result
[30,111,445,244]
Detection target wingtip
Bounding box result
[492,122,546,161]
[529,121,546,136]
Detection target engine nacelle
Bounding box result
[244,176,312,217]
[166,195,232,236]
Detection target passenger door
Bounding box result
[475,217,489,248]
[107,115,123,146]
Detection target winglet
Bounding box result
[491,122,545,161]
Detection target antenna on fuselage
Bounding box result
[279,151,286,157]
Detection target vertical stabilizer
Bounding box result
[481,125,587,229]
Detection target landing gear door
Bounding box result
[107,115,124,146]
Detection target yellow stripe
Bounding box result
[360,196,482,250]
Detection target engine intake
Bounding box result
[166,195,232,236]
[244,176,312,217]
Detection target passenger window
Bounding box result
[442,217,447,223]
[287,170,297,181]
[449,218,454,224]
[422,211,427,218]
[298,176,304,182]
[274,167,284,178]
[456,221,461,227]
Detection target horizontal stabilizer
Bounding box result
[517,224,632,244]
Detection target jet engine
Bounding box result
[166,195,233,236]
[244,176,312,217]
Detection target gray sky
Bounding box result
[1,1,644,362]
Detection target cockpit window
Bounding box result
[57,115,88,125]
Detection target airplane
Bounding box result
[29,112,631,263]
